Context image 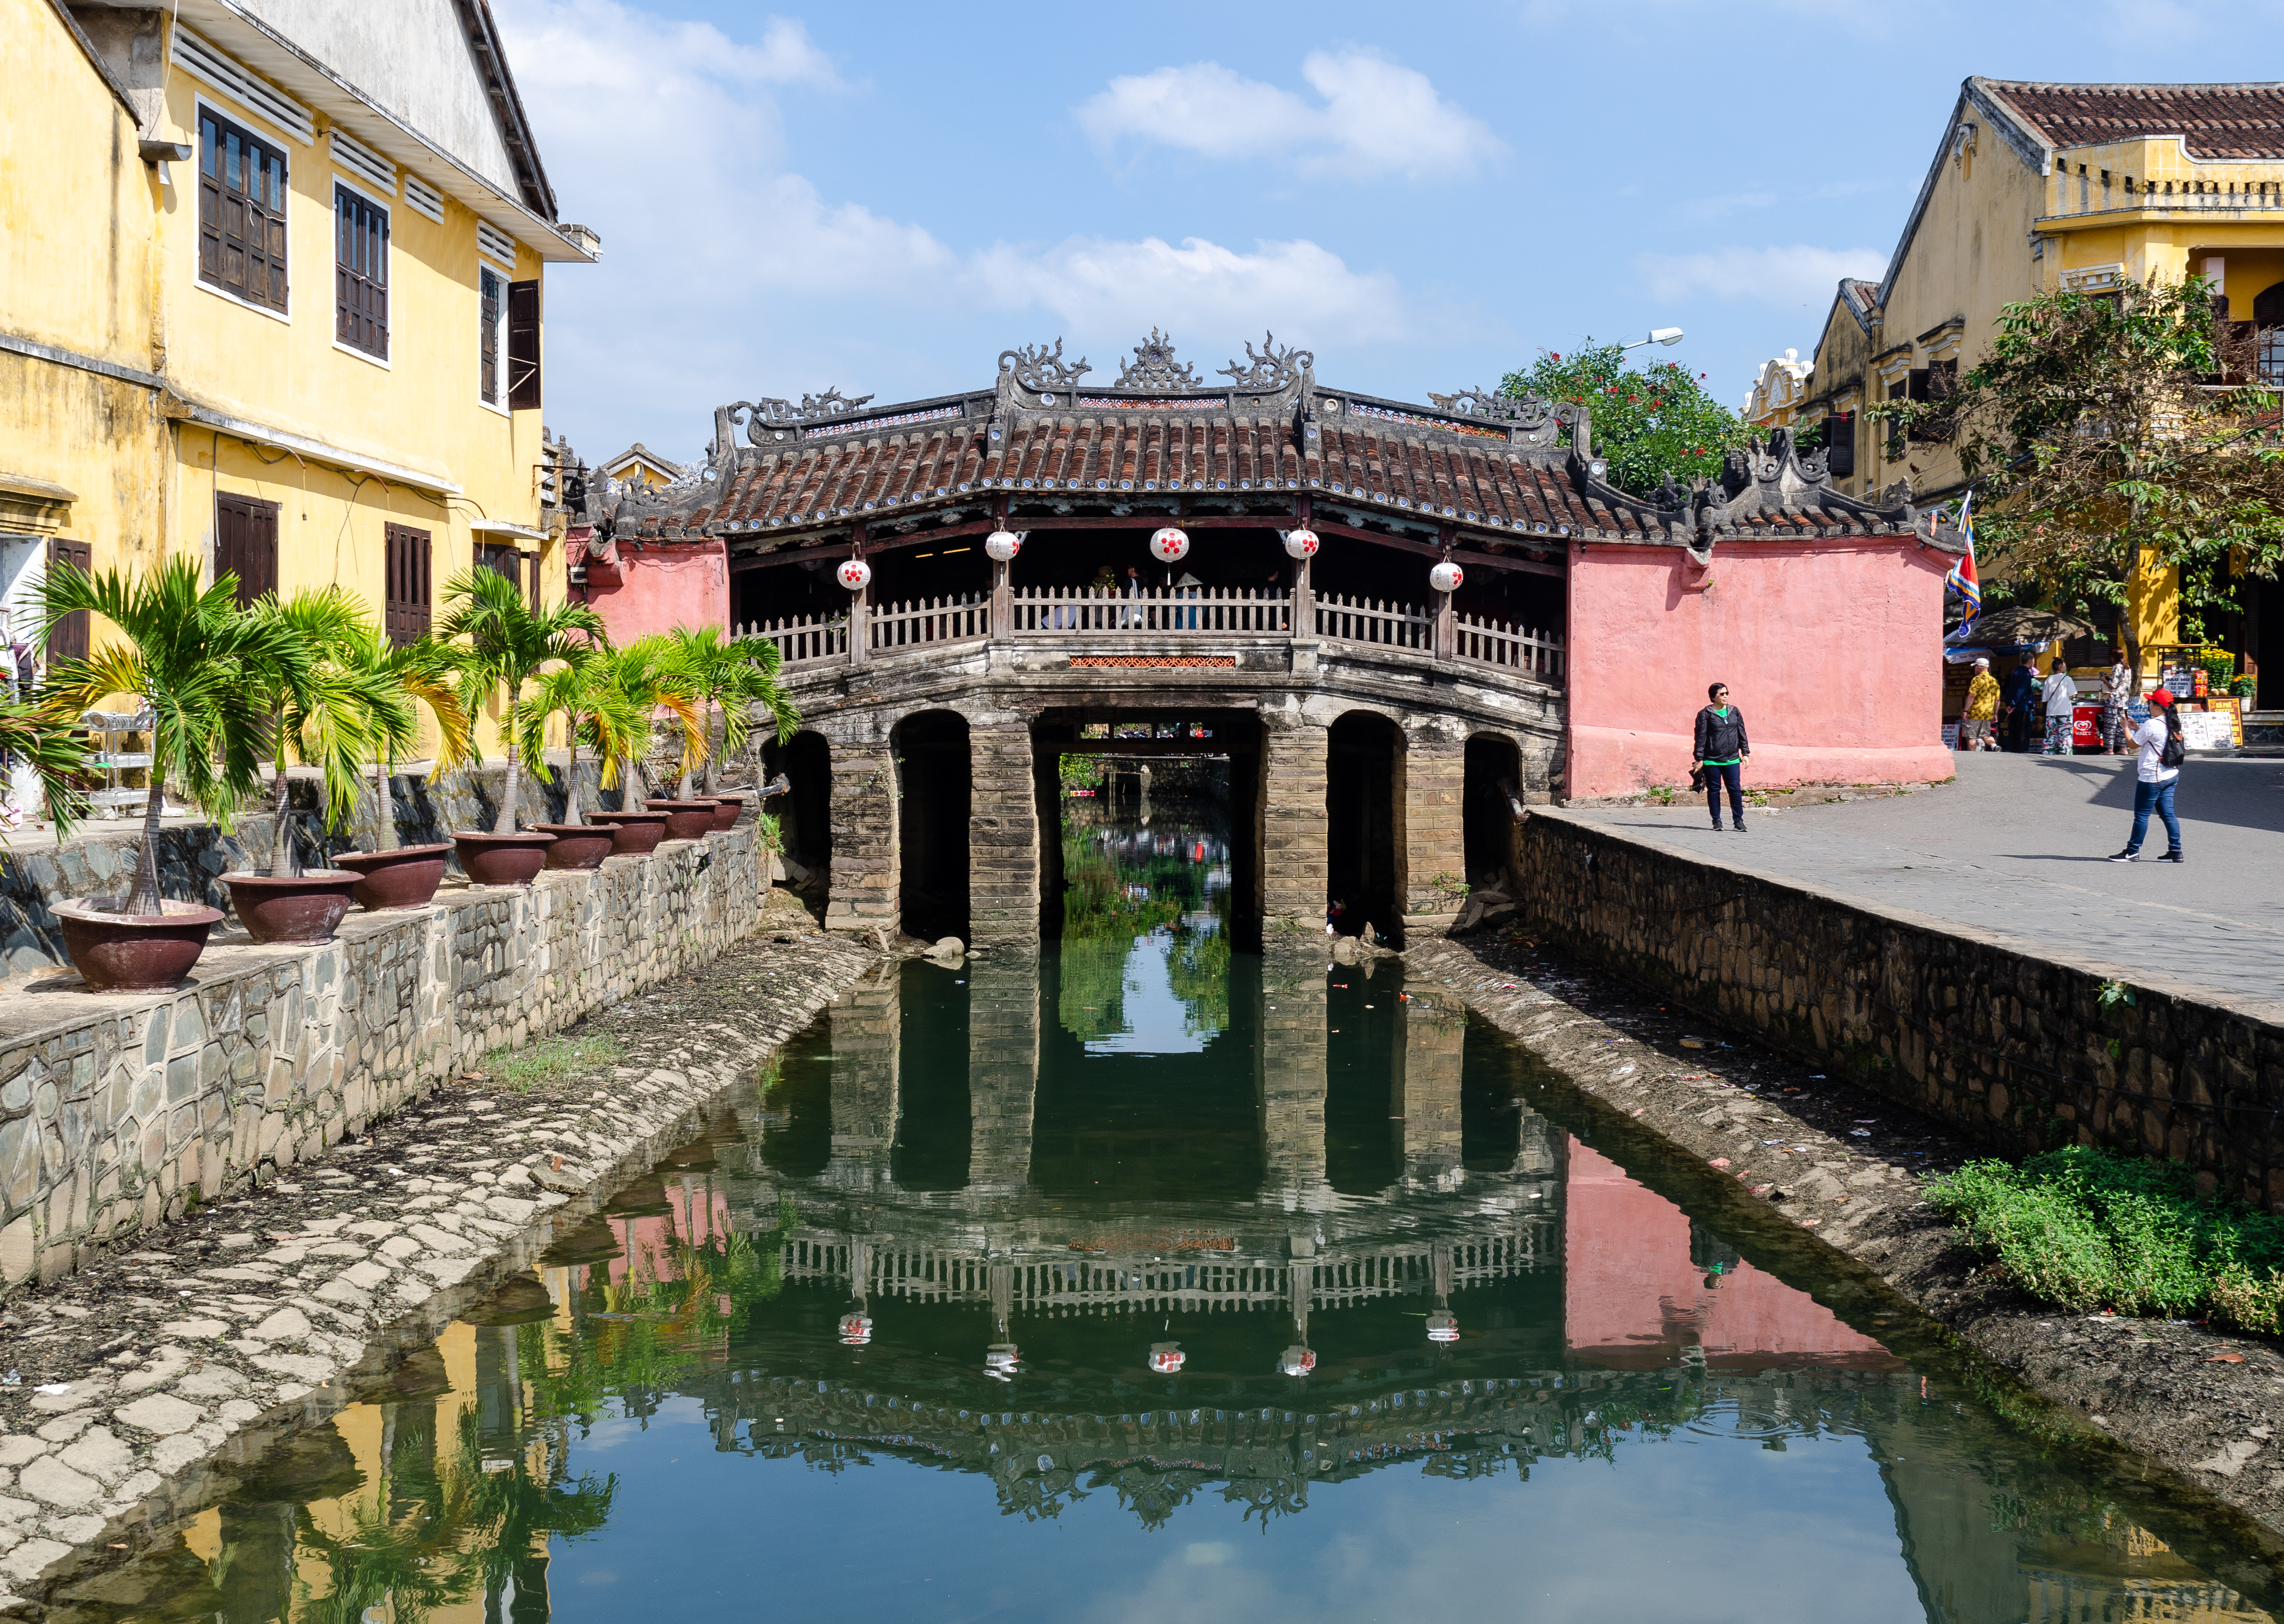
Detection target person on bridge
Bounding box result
[1959,657,1998,751]
[2109,687,2185,863]
[2041,658,2079,756]
[1692,683,1751,832]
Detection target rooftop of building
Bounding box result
[1976,79,2284,159]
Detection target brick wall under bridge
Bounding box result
[763,640,1564,948]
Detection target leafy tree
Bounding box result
[1499,341,1753,497]
[1871,275,2284,671]
[40,557,302,914]
[435,569,605,834]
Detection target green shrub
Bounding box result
[1927,1146,2284,1330]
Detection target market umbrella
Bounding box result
[1943,605,2094,649]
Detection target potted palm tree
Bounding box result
[0,696,91,838]
[330,629,473,910]
[579,636,697,856]
[436,569,603,886]
[221,587,399,944]
[659,626,800,832]
[40,557,299,990]
[518,645,623,871]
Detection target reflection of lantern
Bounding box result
[985,530,1022,562]
[1148,1341,1185,1375]
[1425,1312,1459,1343]
[836,557,872,592]
[986,1343,1020,1378]
[1149,526,1190,564]
[1279,1345,1318,1377]
[838,1312,873,1345]
[1281,527,1320,560]
[1429,561,1464,594]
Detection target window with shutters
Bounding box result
[1907,362,1956,443]
[335,185,389,360]
[507,279,542,410]
[198,110,289,314]
[214,493,280,607]
[478,268,506,406]
[1823,413,1855,478]
[384,525,432,648]
[43,539,92,667]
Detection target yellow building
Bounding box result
[598,442,687,492]
[1741,347,1812,431]
[1783,78,2284,702]
[3,0,597,733]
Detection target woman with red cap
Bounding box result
[2108,688,2185,863]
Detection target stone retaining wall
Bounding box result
[1518,810,2284,1208]
[0,826,762,1290]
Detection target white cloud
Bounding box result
[1633,244,1887,308]
[494,2,1417,455]
[1074,50,1503,181]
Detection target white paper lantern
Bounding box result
[1279,1345,1318,1377]
[1281,527,1320,560]
[836,557,873,592]
[837,1312,872,1345]
[1429,560,1464,594]
[1426,1312,1459,1344]
[985,529,1022,562]
[1148,1341,1186,1374]
[1149,526,1190,564]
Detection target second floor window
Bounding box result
[198,111,288,313]
[336,186,389,359]
[479,267,505,404]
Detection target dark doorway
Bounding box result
[765,731,832,920]
[1327,711,1403,942]
[895,710,971,943]
[1464,733,1523,890]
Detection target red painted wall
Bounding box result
[582,537,729,643]
[1563,539,1953,801]
[1563,1139,1896,1370]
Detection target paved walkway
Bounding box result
[1560,752,2284,1015]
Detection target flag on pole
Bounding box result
[1945,494,1981,622]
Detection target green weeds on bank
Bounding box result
[478,1032,627,1093]
[1928,1147,2284,1331]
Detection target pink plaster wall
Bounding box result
[1564,539,1953,801]
[582,538,729,643]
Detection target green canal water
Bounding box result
[66,812,2282,1622]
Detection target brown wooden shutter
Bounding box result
[215,493,280,606]
[43,540,92,666]
[479,270,501,403]
[334,188,389,359]
[384,525,432,647]
[198,115,288,312]
[507,279,541,409]
[1824,414,1854,477]
[198,115,223,289]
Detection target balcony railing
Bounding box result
[739,584,1564,684]
[2046,177,2284,219]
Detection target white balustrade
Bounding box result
[1011,584,1288,636]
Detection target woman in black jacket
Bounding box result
[1692,682,1751,831]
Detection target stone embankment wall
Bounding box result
[1518,811,2284,1207]
[0,825,763,1290]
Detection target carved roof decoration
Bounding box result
[1115,328,1200,390]
[616,335,1942,556]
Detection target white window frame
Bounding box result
[477,264,510,415]
[330,173,395,371]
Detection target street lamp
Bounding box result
[1620,327,1685,351]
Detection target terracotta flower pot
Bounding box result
[704,794,746,832]
[332,843,453,911]
[533,823,615,870]
[589,811,670,855]
[452,831,556,887]
[643,799,717,841]
[52,898,224,993]
[221,870,361,945]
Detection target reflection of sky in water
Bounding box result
[1085,928,1208,1055]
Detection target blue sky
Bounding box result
[498,0,2277,466]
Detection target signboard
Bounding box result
[2209,695,2246,746]
[2181,709,2236,752]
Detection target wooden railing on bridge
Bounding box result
[739,586,1563,684]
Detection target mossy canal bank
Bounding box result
[0,927,876,1615]
[1407,927,2284,1578]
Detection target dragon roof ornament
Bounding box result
[998,338,1092,390]
[1115,328,1202,389]
[1220,332,1313,393]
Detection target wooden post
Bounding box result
[1434,590,1454,661]
[848,523,869,664]
[1290,496,1314,638]
[991,556,1011,639]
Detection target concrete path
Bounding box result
[1559,752,2284,1012]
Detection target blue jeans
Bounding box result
[2127,778,2180,855]
[1704,761,1743,826]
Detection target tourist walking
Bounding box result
[2108,688,2184,863]
[1958,657,1998,751]
[2000,656,2040,752]
[2041,658,2078,756]
[2100,651,2132,753]
[1692,682,1751,832]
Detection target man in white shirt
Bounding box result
[2041,660,2078,756]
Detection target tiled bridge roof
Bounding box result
[595,331,1939,561]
